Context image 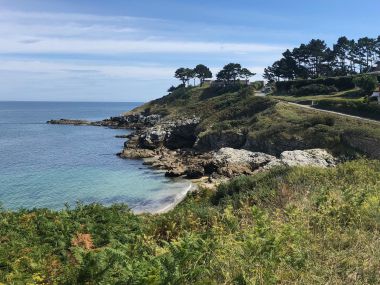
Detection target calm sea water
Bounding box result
[0,101,191,213]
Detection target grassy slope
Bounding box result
[130,85,380,157]
[1,160,379,284]
[272,89,380,120]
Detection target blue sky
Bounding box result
[0,0,379,102]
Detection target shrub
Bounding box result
[290,84,338,96]
[316,99,380,120]
[251,80,264,90]
[275,76,355,94]
[353,75,378,96]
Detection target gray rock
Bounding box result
[213,147,276,169]
[212,147,336,176]
[279,149,336,167]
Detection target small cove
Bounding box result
[0,101,192,213]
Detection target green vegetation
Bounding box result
[134,84,380,157]
[174,65,213,87]
[275,76,355,94]
[353,74,378,96]
[264,36,380,81]
[1,160,380,284]
[216,63,255,85]
[272,88,380,121]
[174,63,256,87]
[290,83,338,96]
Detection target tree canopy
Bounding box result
[194,64,212,86]
[216,63,255,84]
[264,36,380,82]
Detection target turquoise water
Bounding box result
[0,102,191,212]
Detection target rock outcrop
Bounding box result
[209,147,336,178]
[195,130,247,151]
[139,117,200,150]
[47,119,95,126]
[279,149,336,167]
[49,111,338,185]
[48,113,161,129]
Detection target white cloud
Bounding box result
[0,60,174,79]
[0,9,283,101]
[0,37,284,55]
[0,9,286,55]
[0,59,267,80]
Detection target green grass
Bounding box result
[271,89,380,121]
[1,160,380,284]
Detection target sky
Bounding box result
[0,0,379,102]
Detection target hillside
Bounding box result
[127,84,380,158]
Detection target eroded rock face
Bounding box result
[195,130,246,151]
[139,117,200,150]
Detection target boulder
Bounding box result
[186,166,205,179]
[279,149,336,167]
[213,147,276,170]
[165,166,186,177]
[212,147,336,177]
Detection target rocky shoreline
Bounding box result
[49,112,337,189]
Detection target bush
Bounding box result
[353,75,378,96]
[316,99,380,120]
[200,83,244,100]
[275,76,355,94]
[290,84,338,96]
[251,80,264,90]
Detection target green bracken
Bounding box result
[0,160,379,284]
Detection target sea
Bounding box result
[0,101,191,213]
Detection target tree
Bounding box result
[216,63,242,84]
[239,68,256,84]
[357,37,377,72]
[194,64,212,86]
[333,36,352,75]
[174,68,188,85]
[174,68,195,86]
[353,75,378,97]
[306,39,329,78]
[263,66,276,82]
[264,36,380,81]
